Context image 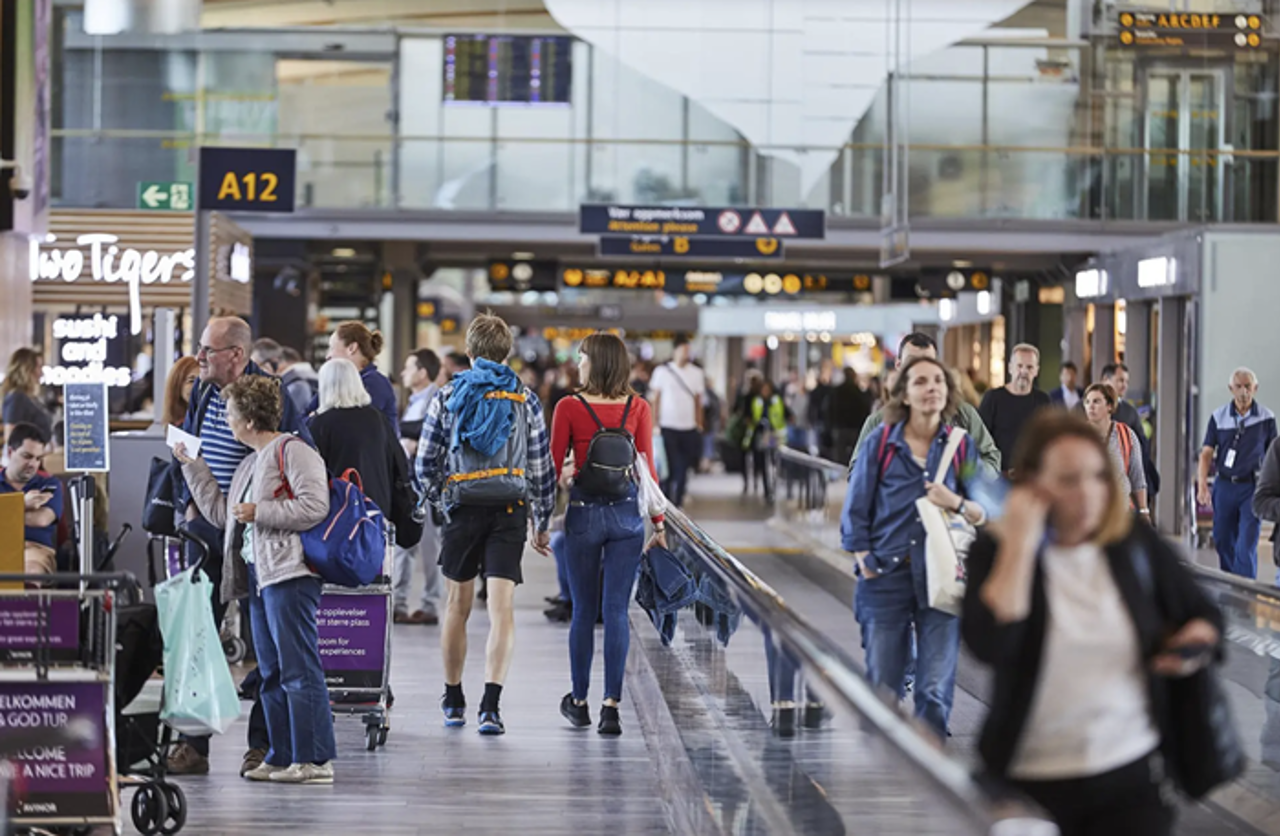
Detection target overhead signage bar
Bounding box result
[488,259,558,292]
[579,204,826,239]
[559,266,873,297]
[597,235,784,260]
[1117,10,1264,48]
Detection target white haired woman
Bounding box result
[308,358,407,521]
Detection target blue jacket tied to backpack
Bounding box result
[446,358,522,456]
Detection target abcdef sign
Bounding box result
[198,147,297,213]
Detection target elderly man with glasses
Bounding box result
[167,317,314,778]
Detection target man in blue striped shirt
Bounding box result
[168,317,313,778]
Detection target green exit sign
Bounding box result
[137,181,193,211]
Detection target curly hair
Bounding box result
[222,375,283,433]
[881,356,963,426]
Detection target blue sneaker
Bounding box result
[441,695,466,728]
[477,710,505,735]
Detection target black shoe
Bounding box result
[560,694,591,728]
[598,705,622,736]
[545,595,565,605]
[543,601,572,623]
[478,709,505,735]
[772,706,798,738]
[803,703,828,730]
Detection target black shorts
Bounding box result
[439,504,528,584]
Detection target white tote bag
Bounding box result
[916,428,977,616]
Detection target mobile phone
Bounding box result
[1169,643,1215,661]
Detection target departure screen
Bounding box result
[443,34,572,106]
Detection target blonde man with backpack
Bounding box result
[551,333,666,736]
[415,314,555,735]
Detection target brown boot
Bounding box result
[408,610,438,625]
[167,741,210,775]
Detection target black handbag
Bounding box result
[142,456,179,535]
[388,439,423,549]
[1164,665,1245,799]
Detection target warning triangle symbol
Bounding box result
[743,212,770,235]
[772,211,798,236]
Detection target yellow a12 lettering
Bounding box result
[217,171,280,202]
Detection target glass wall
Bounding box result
[48,14,1280,223]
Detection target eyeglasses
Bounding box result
[197,344,237,358]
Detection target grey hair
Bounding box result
[1011,343,1041,363]
[318,358,371,413]
[1231,367,1259,386]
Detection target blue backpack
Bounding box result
[275,438,386,587]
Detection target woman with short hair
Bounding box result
[3,348,51,445]
[309,358,406,522]
[1082,382,1148,515]
[842,355,992,740]
[964,410,1223,835]
[174,374,337,784]
[551,333,665,736]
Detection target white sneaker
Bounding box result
[243,762,288,782]
[268,762,334,785]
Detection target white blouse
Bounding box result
[1009,543,1160,780]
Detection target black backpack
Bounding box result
[574,395,638,499]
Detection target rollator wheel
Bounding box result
[159,781,188,834]
[223,635,247,665]
[365,726,379,751]
[131,782,170,836]
[377,726,388,746]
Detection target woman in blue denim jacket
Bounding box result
[841,356,993,740]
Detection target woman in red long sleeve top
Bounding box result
[550,333,665,737]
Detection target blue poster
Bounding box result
[63,383,109,472]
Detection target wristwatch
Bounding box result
[954,497,966,515]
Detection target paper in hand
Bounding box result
[166,424,202,458]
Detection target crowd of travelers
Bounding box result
[0,315,1261,833]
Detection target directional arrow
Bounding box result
[141,184,168,208]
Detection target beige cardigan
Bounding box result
[182,434,329,601]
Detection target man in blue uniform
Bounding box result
[0,423,64,577]
[1198,367,1278,578]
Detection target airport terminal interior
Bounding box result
[8,0,1280,834]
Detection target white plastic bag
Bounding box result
[155,567,241,736]
[637,453,668,519]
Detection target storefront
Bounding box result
[29,208,253,417]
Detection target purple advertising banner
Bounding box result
[317,593,388,689]
[0,597,80,662]
[0,681,111,819]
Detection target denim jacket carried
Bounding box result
[841,421,992,595]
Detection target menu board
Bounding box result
[443,34,572,106]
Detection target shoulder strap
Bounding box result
[574,394,607,432]
[274,436,299,499]
[193,381,215,436]
[620,395,633,428]
[877,424,896,478]
[935,427,968,484]
[665,363,697,399]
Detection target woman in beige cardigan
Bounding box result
[175,375,336,785]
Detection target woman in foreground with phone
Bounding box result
[962,411,1225,836]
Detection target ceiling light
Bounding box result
[511,251,535,260]
[331,247,356,258]
[952,259,973,268]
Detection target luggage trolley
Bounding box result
[319,522,395,752]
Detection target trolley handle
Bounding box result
[0,571,141,590]
[176,526,213,581]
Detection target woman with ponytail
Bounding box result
[320,320,399,434]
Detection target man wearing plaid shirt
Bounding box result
[415,313,555,735]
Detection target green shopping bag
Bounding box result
[154,567,241,736]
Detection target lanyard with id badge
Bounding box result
[1224,411,1249,471]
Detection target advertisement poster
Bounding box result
[0,596,80,662]
[63,382,110,472]
[0,681,111,819]
[317,594,387,689]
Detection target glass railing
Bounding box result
[48,128,1280,224]
[658,500,1058,834]
[774,446,1280,833]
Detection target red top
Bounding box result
[551,395,663,521]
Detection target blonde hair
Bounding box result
[3,348,42,398]
[318,358,372,413]
[465,312,513,364]
[1010,411,1133,546]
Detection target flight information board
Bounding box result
[443,34,572,106]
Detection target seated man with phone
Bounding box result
[0,422,64,579]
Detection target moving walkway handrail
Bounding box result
[776,446,849,475]
[661,502,1058,835]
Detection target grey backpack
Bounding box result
[444,388,530,507]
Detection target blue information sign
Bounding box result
[198,147,297,213]
[63,383,110,472]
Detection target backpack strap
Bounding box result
[575,394,607,432]
[341,468,364,492]
[620,395,633,428]
[1116,421,1133,472]
[274,436,300,500]
[877,424,896,478]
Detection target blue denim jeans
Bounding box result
[854,567,960,739]
[1213,478,1261,579]
[564,491,645,702]
[247,565,337,766]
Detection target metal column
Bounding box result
[1154,296,1191,536]
[1126,301,1152,402]
[1091,303,1117,382]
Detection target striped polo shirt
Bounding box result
[202,389,252,493]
